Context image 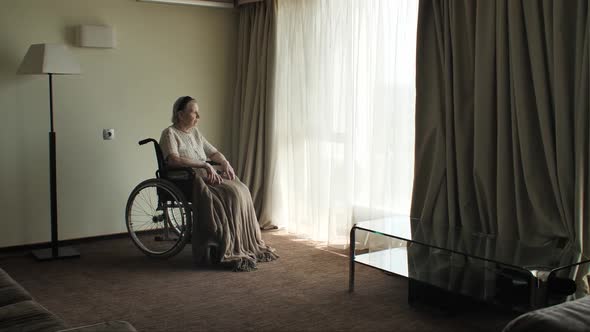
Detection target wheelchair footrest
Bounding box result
[205,242,220,265]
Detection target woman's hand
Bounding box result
[220,160,236,180]
[203,162,223,185]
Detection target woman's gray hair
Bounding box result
[171,96,196,124]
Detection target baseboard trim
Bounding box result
[0,232,130,253]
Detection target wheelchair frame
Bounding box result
[125,138,218,261]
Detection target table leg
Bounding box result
[529,275,540,309]
[349,226,356,292]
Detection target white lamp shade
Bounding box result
[17,43,81,75]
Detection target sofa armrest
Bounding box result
[57,321,136,332]
[0,268,33,306]
[502,295,590,332]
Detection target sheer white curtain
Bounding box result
[271,0,418,246]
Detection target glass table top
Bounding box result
[353,215,583,274]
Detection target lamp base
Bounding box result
[32,246,80,261]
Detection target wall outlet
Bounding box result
[103,128,115,140]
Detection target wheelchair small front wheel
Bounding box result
[125,178,192,258]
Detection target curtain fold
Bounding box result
[411,0,589,294]
[232,0,277,228]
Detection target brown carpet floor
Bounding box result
[0,232,517,331]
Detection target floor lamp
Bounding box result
[17,43,81,260]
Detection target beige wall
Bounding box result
[0,0,238,247]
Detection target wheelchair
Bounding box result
[125,138,219,262]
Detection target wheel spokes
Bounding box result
[127,183,188,256]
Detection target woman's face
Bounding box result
[179,101,200,128]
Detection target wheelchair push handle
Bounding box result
[139,138,167,172]
[139,138,157,146]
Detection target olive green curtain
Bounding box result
[411,0,589,293]
[231,0,276,229]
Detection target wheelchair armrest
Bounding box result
[159,162,220,180]
[159,167,195,181]
[206,161,224,175]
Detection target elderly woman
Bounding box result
[159,96,277,271]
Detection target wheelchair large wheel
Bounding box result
[125,178,192,258]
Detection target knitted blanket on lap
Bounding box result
[191,176,278,271]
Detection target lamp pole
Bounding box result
[31,73,80,260]
[49,73,58,257]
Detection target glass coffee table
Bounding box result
[349,215,589,311]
